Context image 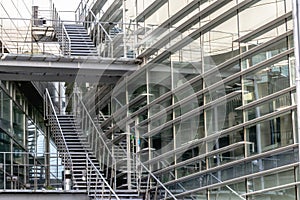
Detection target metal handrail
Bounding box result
[66,89,177,200]
[89,9,112,42]
[0,2,33,54]
[44,89,74,181]
[113,136,177,199]
[86,156,120,200]
[0,151,63,190]
[74,92,116,162]
[52,3,71,56]
[139,162,177,200]
[72,91,118,190]
[86,9,113,57]
[71,89,177,199]
[61,24,71,56]
[75,0,91,23]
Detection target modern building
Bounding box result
[0,0,299,199]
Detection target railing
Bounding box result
[111,135,177,199]
[0,1,32,54]
[52,3,71,56]
[75,0,90,23]
[70,91,118,187]
[0,152,64,191]
[0,0,63,55]
[0,17,61,55]
[86,156,120,200]
[74,0,138,59]
[70,89,176,199]
[44,89,74,185]
[85,9,113,57]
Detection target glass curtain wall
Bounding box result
[0,81,60,190]
[100,0,298,199]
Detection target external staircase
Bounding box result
[44,99,143,200]
[55,23,98,57]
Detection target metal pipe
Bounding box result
[292,0,300,167]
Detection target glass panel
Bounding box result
[248,187,295,200]
[175,116,203,147]
[241,38,288,70]
[247,113,293,155]
[243,56,290,104]
[13,102,25,145]
[245,93,292,121]
[111,78,127,113]
[248,169,295,192]
[207,132,244,168]
[205,94,242,135]
[151,128,174,160]
[209,183,246,200]
[149,61,171,102]
[0,90,11,133]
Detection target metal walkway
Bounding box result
[0,53,138,82]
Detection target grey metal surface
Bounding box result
[0,192,89,200]
[0,54,138,82]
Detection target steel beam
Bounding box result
[0,54,138,82]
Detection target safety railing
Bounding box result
[0,0,63,55]
[85,9,113,57]
[52,3,71,56]
[86,156,120,200]
[75,0,90,23]
[74,0,138,59]
[110,135,177,199]
[0,152,64,191]
[67,87,177,199]
[70,91,117,185]
[44,89,74,186]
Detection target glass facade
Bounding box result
[0,81,61,190]
[0,0,300,199]
[93,0,299,199]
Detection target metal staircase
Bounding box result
[54,23,98,57]
[44,89,143,200]
[52,4,98,57]
[63,24,98,57]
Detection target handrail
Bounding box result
[75,0,87,23]
[44,89,74,182]
[114,135,177,199]
[89,9,112,41]
[52,3,71,56]
[71,92,120,196]
[0,2,33,54]
[61,23,71,56]
[75,92,116,162]
[210,173,246,200]
[0,151,63,190]
[139,161,178,200]
[86,9,113,57]
[86,156,120,200]
[72,89,177,199]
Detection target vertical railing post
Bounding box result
[122,0,127,58]
[292,0,300,172]
[0,24,2,53]
[3,153,6,190]
[61,22,64,55]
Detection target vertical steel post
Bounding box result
[293,0,300,168]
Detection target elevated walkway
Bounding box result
[0,53,138,82]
